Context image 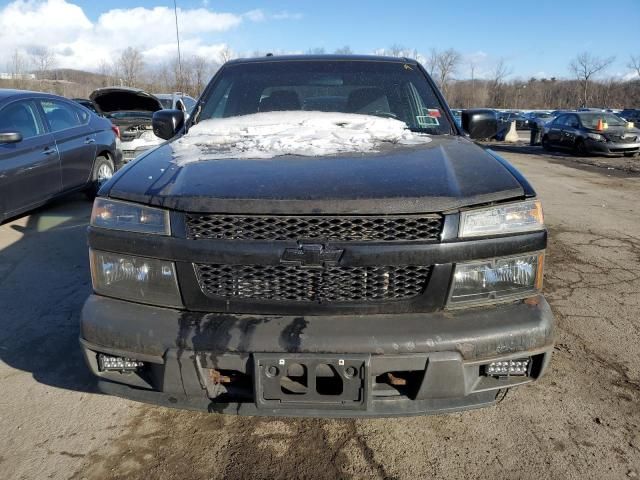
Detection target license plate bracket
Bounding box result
[254,353,369,410]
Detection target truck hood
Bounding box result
[106,136,526,214]
[89,87,163,114]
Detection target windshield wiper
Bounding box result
[409,127,445,135]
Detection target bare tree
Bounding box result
[98,60,115,87]
[7,50,28,88]
[422,49,438,76]
[307,47,326,55]
[334,46,353,55]
[218,46,235,64]
[31,47,56,82]
[487,58,512,107]
[118,47,144,87]
[628,55,640,79]
[469,60,477,108]
[569,52,615,107]
[435,49,461,98]
[191,55,210,96]
[386,44,407,58]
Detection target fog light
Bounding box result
[485,358,530,376]
[98,354,144,372]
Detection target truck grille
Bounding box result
[185,214,443,242]
[195,264,432,303]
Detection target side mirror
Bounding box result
[152,109,185,140]
[0,132,23,144]
[462,109,498,140]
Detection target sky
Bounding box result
[1,0,639,80]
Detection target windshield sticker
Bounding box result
[427,109,441,118]
[416,115,439,128]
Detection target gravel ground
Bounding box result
[1,149,639,480]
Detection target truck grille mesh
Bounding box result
[195,264,432,303]
[185,214,443,242]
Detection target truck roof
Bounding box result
[225,54,419,66]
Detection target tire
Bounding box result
[85,155,114,200]
[623,152,638,158]
[541,135,552,151]
[573,139,588,156]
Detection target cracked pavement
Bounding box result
[1,150,639,479]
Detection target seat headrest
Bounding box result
[48,108,76,130]
[347,88,390,114]
[259,91,301,112]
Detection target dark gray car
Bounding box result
[542,112,640,156]
[0,89,122,223]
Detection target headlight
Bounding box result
[91,198,170,235]
[90,250,182,307]
[587,133,605,141]
[459,200,544,238]
[448,253,544,307]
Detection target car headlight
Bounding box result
[91,198,170,235]
[587,133,605,141]
[459,200,544,238]
[90,250,182,307]
[448,253,544,307]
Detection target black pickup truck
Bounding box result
[80,55,553,417]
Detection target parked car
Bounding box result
[526,111,555,129]
[619,109,640,124]
[154,92,197,114]
[0,89,121,223]
[542,112,640,156]
[90,87,164,164]
[500,111,529,130]
[450,108,462,127]
[493,110,515,140]
[550,110,572,117]
[71,98,99,114]
[81,55,554,417]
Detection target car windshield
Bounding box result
[579,113,628,128]
[197,60,454,135]
[158,99,173,109]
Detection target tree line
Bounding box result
[3,45,639,109]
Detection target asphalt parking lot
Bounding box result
[1,147,639,480]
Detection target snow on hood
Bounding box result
[171,111,431,164]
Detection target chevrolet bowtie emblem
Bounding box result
[281,244,344,268]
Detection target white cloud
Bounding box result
[0,0,300,72]
[243,9,303,22]
[244,9,266,22]
[272,11,304,21]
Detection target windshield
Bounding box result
[158,99,173,109]
[579,113,628,128]
[197,60,454,135]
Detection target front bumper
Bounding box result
[80,294,554,417]
[585,139,640,156]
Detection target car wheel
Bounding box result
[85,155,114,200]
[541,136,552,151]
[623,152,638,158]
[574,139,588,156]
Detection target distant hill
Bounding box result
[0,68,113,99]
